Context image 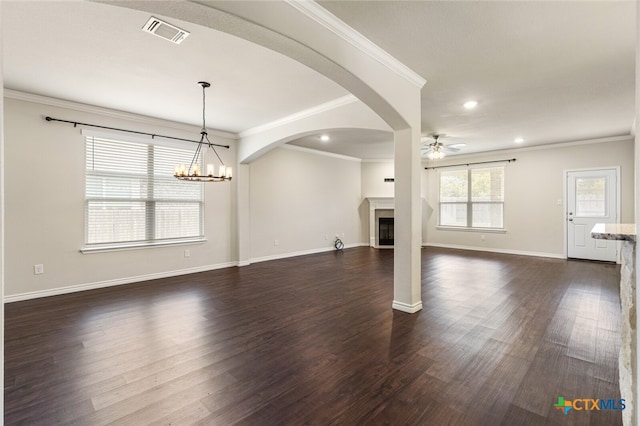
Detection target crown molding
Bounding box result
[285,0,426,89]
[4,89,238,140]
[281,143,361,162]
[361,158,394,164]
[239,94,358,138]
[423,134,633,165]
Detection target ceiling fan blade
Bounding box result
[442,146,460,153]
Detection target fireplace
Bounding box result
[378,217,394,246]
[366,197,425,249]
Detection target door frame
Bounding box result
[563,166,621,262]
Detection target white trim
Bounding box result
[564,166,622,263]
[285,1,426,89]
[392,300,423,313]
[4,89,237,140]
[435,226,507,234]
[423,134,632,166]
[250,243,367,264]
[80,238,207,254]
[3,262,237,303]
[361,158,394,164]
[281,144,361,162]
[423,242,565,260]
[239,94,358,138]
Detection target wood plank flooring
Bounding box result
[5,247,622,425]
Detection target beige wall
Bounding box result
[5,95,636,298]
[4,97,237,299]
[361,161,394,198]
[249,145,364,261]
[423,138,635,257]
[359,138,634,257]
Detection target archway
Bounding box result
[99,0,425,313]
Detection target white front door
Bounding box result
[566,168,618,261]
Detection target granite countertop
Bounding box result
[591,223,636,242]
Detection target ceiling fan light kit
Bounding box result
[422,134,461,160]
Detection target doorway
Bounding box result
[566,168,619,262]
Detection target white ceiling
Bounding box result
[1,1,348,133]
[2,1,636,160]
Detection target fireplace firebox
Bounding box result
[378,217,394,246]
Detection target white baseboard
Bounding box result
[423,242,565,259]
[4,261,238,303]
[392,300,423,313]
[249,242,368,264]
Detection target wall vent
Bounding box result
[142,17,189,45]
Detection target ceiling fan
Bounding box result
[421,134,465,160]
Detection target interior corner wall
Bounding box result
[4,97,237,299]
[249,147,364,261]
[424,138,635,257]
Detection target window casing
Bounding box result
[439,166,505,229]
[84,135,204,249]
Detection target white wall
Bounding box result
[423,138,635,257]
[249,145,364,261]
[4,96,237,299]
[361,161,395,197]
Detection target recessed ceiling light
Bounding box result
[320,135,330,142]
[514,137,524,143]
[463,100,478,109]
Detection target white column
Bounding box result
[392,127,423,313]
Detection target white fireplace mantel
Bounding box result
[366,197,395,248]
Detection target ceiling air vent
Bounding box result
[142,17,189,45]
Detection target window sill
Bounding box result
[435,226,507,234]
[80,238,207,254]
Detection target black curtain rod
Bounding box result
[425,158,516,170]
[44,116,230,149]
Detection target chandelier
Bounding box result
[174,81,232,182]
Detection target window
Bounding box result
[84,135,203,249]
[439,166,505,229]
[575,177,607,217]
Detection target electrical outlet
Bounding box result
[34,264,44,275]
[324,234,328,240]
[274,239,279,246]
[480,235,486,241]
[184,249,190,258]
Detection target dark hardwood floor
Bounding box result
[5,247,622,425]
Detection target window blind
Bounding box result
[85,135,203,247]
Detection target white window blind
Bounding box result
[439,166,505,229]
[85,135,203,247]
